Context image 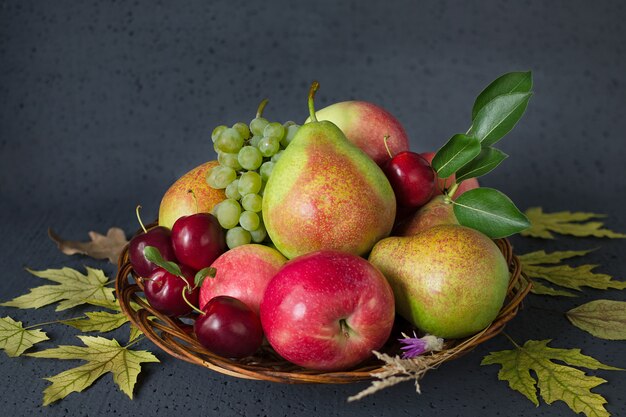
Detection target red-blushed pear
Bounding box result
[198,244,287,313]
[263,82,396,259]
[306,101,410,166]
[421,152,479,197]
[158,161,226,229]
[260,251,395,371]
[369,224,509,339]
[394,195,458,236]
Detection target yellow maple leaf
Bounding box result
[28,336,159,405]
[0,317,49,357]
[1,267,115,311]
[482,339,622,417]
[522,207,625,239]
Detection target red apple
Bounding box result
[421,152,479,198]
[307,101,410,166]
[199,244,287,313]
[260,251,395,371]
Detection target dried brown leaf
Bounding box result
[48,228,128,264]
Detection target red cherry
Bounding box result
[171,213,226,271]
[194,296,263,359]
[383,151,436,209]
[144,265,199,317]
[128,226,177,277]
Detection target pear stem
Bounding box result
[383,135,393,159]
[135,205,148,234]
[307,81,320,123]
[446,182,460,200]
[256,98,269,118]
[187,189,199,214]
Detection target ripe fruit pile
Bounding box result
[206,99,301,249]
[131,74,531,371]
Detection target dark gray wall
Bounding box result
[1,1,625,416]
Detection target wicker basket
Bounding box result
[115,225,531,384]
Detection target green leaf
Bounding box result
[143,246,182,276]
[519,249,594,265]
[455,147,508,182]
[522,207,626,239]
[28,336,159,405]
[194,267,216,287]
[0,267,115,311]
[0,317,49,357]
[472,71,533,120]
[470,92,532,147]
[482,339,621,417]
[452,188,530,238]
[431,134,481,179]
[567,300,626,340]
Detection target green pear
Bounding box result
[369,224,509,338]
[394,195,458,236]
[262,82,396,259]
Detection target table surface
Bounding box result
[1,1,625,416]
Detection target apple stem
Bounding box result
[256,98,269,118]
[307,81,320,123]
[339,318,352,339]
[187,189,199,214]
[135,205,148,234]
[181,286,204,315]
[383,134,393,159]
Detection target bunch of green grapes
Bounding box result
[206,99,300,249]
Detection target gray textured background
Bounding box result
[1,1,625,416]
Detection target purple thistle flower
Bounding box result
[399,332,444,359]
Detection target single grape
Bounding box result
[211,125,227,143]
[232,122,251,140]
[238,146,263,170]
[241,193,262,212]
[283,120,296,128]
[258,136,280,157]
[239,211,260,231]
[215,128,244,153]
[216,199,241,229]
[207,166,236,189]
[249,135,262,148]
[238,171,262,196]
[218,152,242,170]
[263,122,286,141]
[225,179,241,200]
[271,150,284,163]
[249,117,269,137]
[281,124,300,148]
[260,161,275,182]
[226,227,252,249]
[249,222,267,243]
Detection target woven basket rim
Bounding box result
[115,223,531,384]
